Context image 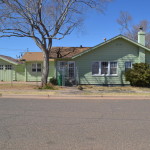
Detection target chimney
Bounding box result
[138,27,146,46]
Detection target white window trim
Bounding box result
[92,61,118,76]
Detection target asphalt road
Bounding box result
[0,98,150,150]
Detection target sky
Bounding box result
[0,0,150,58]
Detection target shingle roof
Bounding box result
[22,47,91,61]
[0,55,22,64]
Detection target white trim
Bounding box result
[92,61,118,76]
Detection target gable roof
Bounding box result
[72,35,150,59]
[0,55,21,65]
[22,34,150,61]
[22,47,90,61]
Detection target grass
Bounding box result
[80,85,150,92]
[38,83,59,90]
[77,85,150,96]
[1,82,150,96]
[0,82,37,90]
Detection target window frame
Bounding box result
[57,61,75,78]
[92,61,118,76]
[125,61,132,72]
[92,61,100,75]
[32,63,42,73]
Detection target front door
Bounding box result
[57,61,76,85]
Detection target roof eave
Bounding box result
[0,56,19,65]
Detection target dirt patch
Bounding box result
[0,82,38,90]
[0,82,150,96]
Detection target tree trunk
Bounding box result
[41,50,49,86]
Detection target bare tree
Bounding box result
[0,0,112,86]
[117,11,150,48]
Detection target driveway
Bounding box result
[0,98,150,150]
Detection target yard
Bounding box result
[0,82,150,96]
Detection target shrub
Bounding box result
[49,77,58,85]
[125,63,150,87]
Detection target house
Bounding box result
[1,29,150,85]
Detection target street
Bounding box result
[0,98,150,150]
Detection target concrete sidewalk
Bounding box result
[1,93,150,100]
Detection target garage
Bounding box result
[0,55,19,81]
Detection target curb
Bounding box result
[1,94,150,100]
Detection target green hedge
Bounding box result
[125,63,150,87]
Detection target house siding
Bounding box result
[145,51,150,64]
[15,64,25,81]
[74,39,139,85]
[25,60,56,82]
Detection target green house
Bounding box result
[1,30,150,85]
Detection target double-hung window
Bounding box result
[125,62,132,71]
[92,62,99,75]
[110,62,117,75]
[92,61,118,76]
[32,63,41,72]
[101,62,108,74]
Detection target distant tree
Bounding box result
[0,0,113,86]
[117,11,150,48]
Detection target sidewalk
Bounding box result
[1,89,150,100]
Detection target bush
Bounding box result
[125,63,150,87]
[49,77,57,85]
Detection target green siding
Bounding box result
[15,64,25,81]
[74,39,140,85]
[145,51,150,64]
[26,60,56,82]
[139,48,145,63]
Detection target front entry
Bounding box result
[57,61,76,86]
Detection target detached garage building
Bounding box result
[0,55,24,82]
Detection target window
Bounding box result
[125,62,132,71]
[5,65,12,70]
[0,65,3,70]
[59,61,67,70]
[32,63,41,72]
[110,62,117,75]
[37,64,42,72]
[101,62,108,74]
[68,62,75,78]
[92,61,118,76]
[58,61,75,78]
[92,62,99,75]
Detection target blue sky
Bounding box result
[0,0,150,58]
